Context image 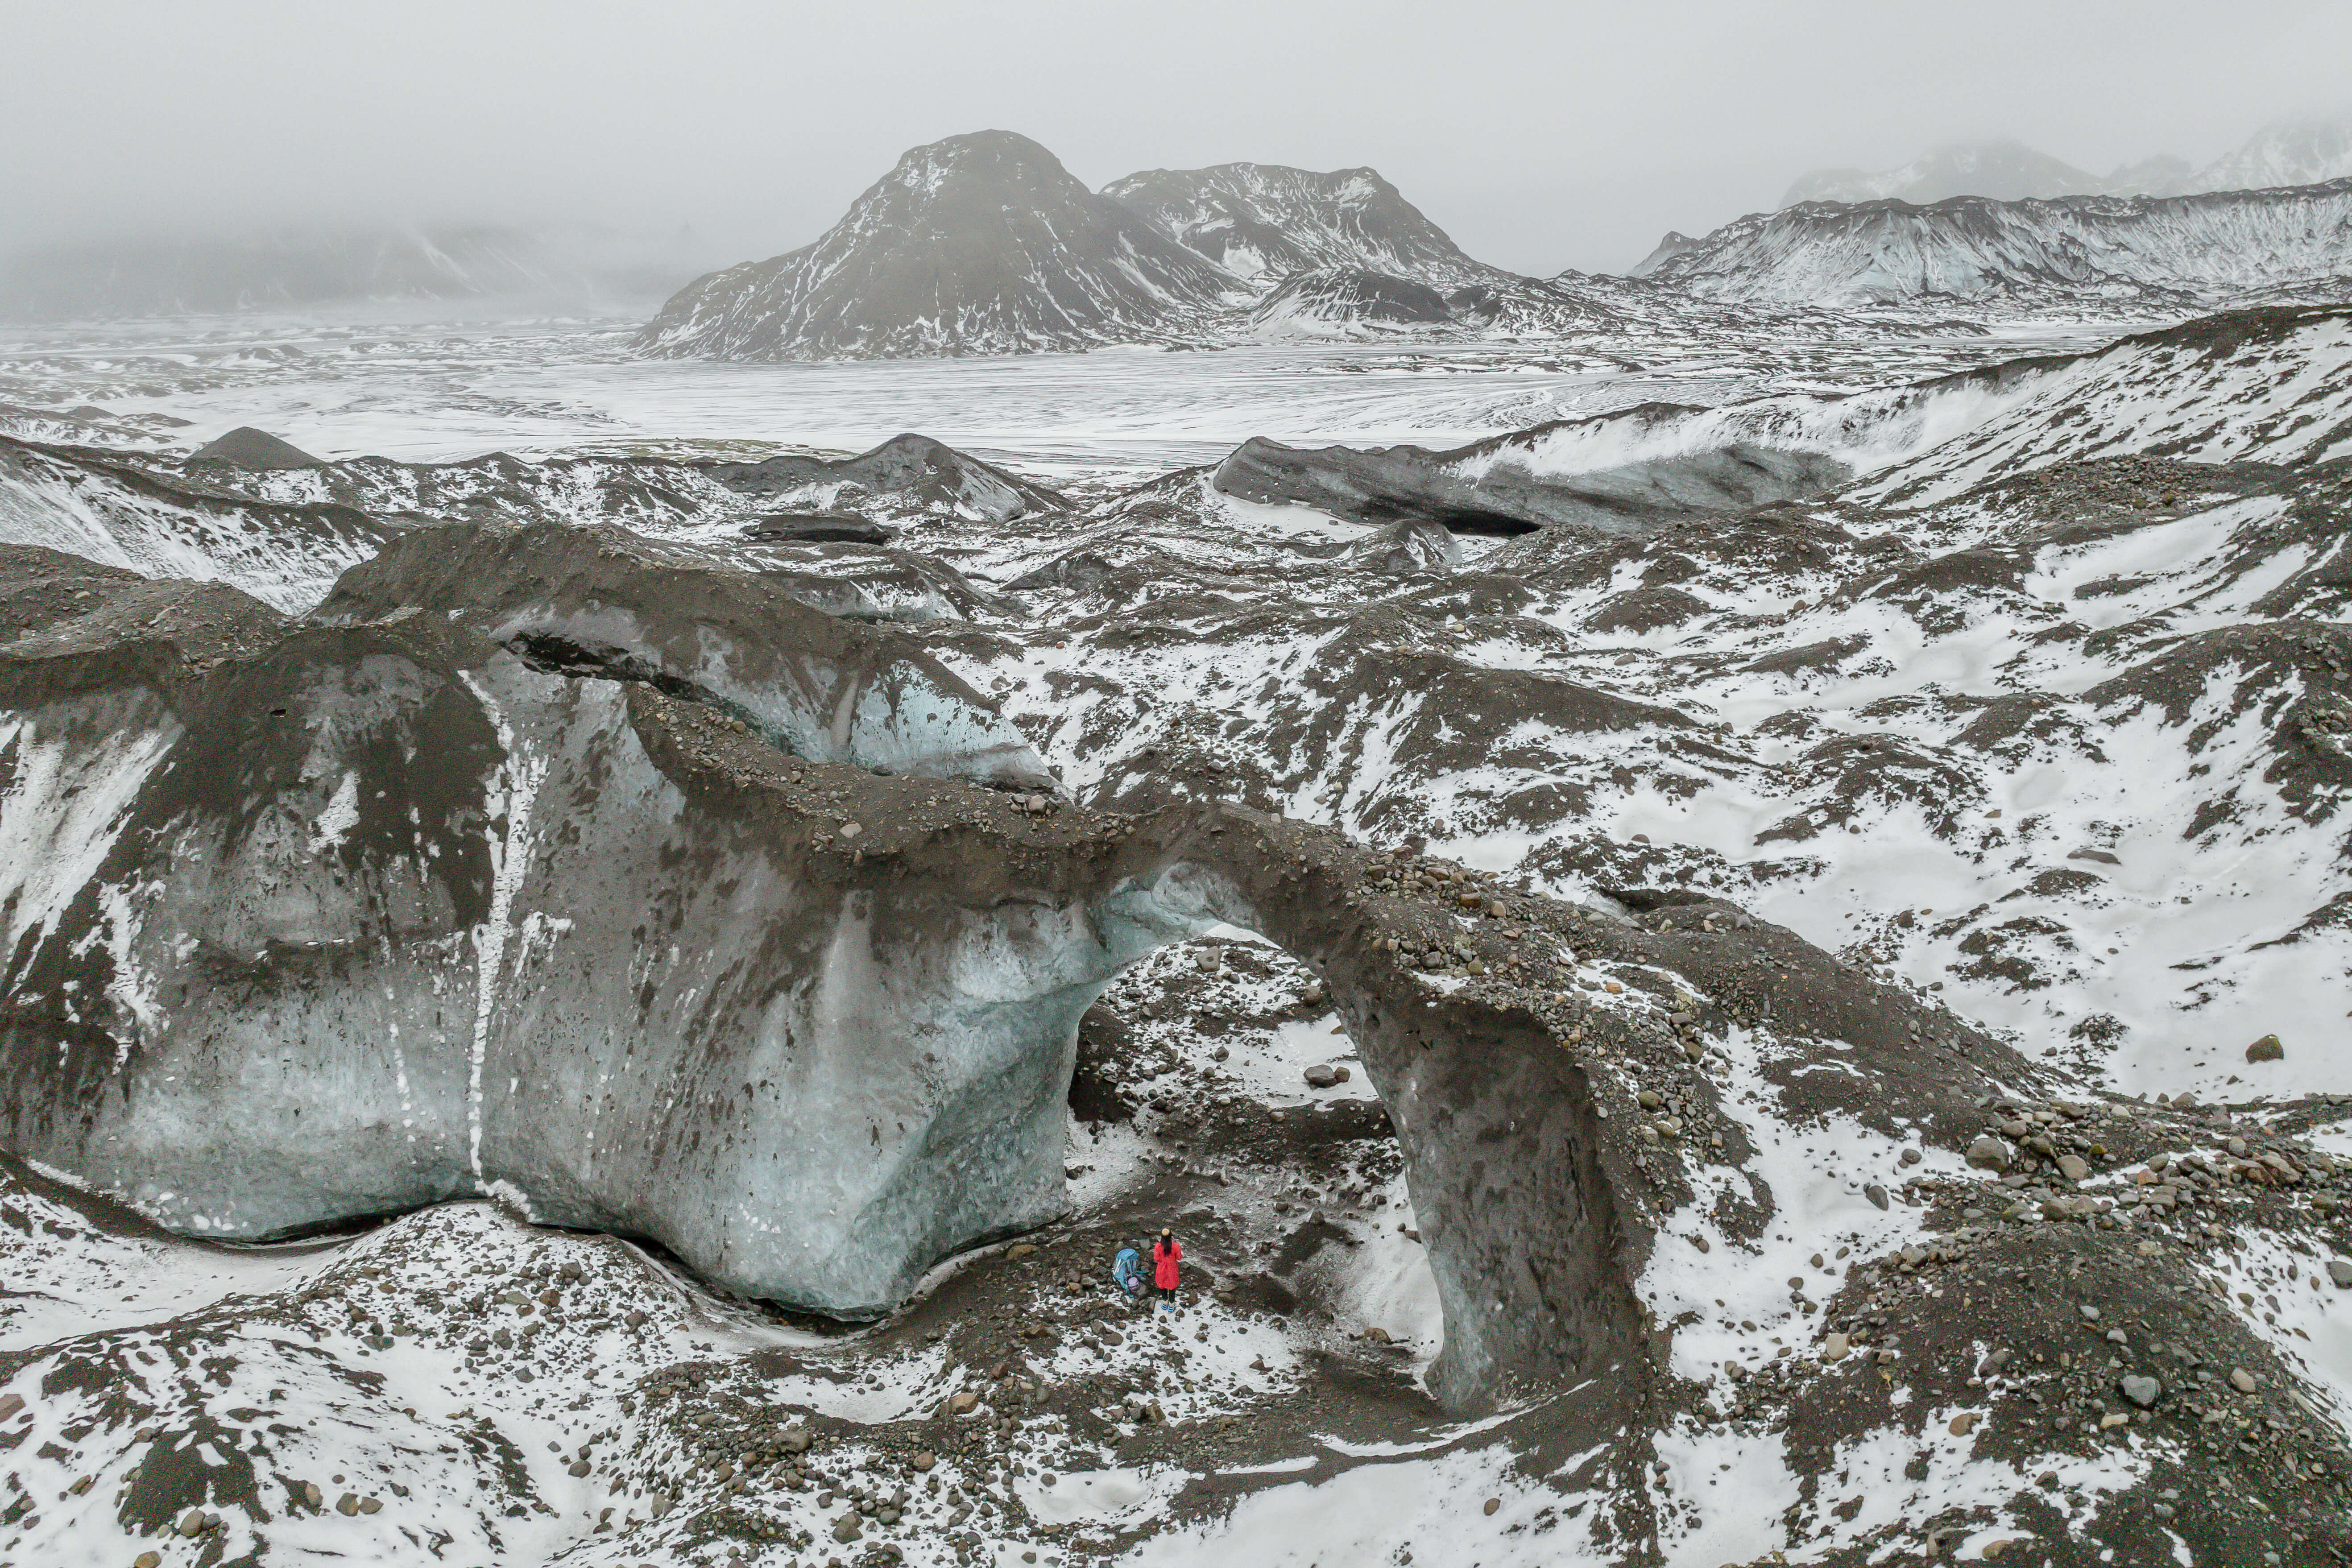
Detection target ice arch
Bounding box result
[0,530,1643,1413]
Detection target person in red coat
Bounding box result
[1152,1228,1182,1309]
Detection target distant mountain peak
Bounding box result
[639,135,1601,360]
[635,129,1239,360]
[1773,116,2352,214]
[1779,140,2124,208]
[1639,180,2352,306]
[1101,161,1492,290]
[2188,113,2352,193]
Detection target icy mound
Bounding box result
[1214,430,1847,535]
[706,432,1066,523]
[311,517,1053,786]
[0,540,1107,1316]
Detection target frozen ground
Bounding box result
[0,313,2124,485]
[4,304,2351,1566]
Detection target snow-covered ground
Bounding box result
[4,303,2351,1566]
[0,313,2120,484]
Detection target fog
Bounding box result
[4,0,2347,277]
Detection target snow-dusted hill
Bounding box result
[636,132,1240,360]
[641,134,1611,359]
[1244,268,1456,338]
[1101,162,1492,290]
[1638,179,2352,306]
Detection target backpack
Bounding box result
[1111,1247,1144,1297]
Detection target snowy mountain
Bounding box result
[2188,113,2352,193]
[642,134,1610,359]
[1772,116,2352,215]
[1779,139,2128,207]
[1637,179,2352,306]
[2103,153,2196,197]
[1101,161,1492,288]
[634,131,1240,360]
[1626,229,1700,277]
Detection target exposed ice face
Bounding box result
[0,627,1103,1313]
[0,556,1682,1417]
[0,517,1336,1321]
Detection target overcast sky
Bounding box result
[5,0,2348,276]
